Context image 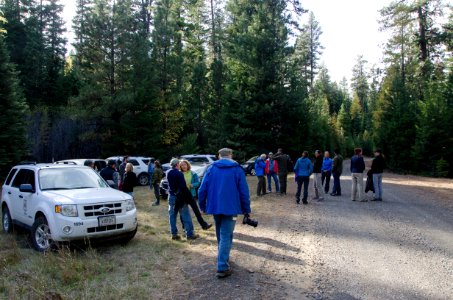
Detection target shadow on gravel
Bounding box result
[233,241,305,265]
[234,232,300,252]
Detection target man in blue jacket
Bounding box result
[294,151,313,204]
[254,154,267,196]
[350,148,366,202]
[198,148,251,278]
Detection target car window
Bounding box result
[39,168,109,190]
[11,169,35,190]
[189,157,209,163]
[142,159,150,165]
[5,168,18,185]
[94,161,106,171]
[209,155,218,161]
[128,159,139,166]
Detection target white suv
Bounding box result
[106,156,153,186]
[1,163,138,252]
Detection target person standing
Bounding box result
[151,160,164,206]
[119,156,128,190]
[167,158,198,240]
[273,148,291,195]
[294,151,313,204]
[100,160,120,189]
[198,148,251,278]
[148,158,155,189]
[350,148,366,202]
[179,159,212,230]
[321,151,333,194]
[312,150,324,200]
[265,152,280,193]
[122,163,137,197]
[255,154,267,196]
[370,149,386,201]
[331,149,343,196]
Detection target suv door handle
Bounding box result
[19,195,23,199]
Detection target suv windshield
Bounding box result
[39,168,109,190]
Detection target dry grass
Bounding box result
[0,186,191,299]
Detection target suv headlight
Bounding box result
[55,204,78,217]
[125,199,135,211]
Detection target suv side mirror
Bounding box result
[19,184,34,193]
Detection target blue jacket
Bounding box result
[254,158,266,176]
[322,158,333,172]
[183,171,200,198]
[198,159,251,215]
[294,157,313,177]
[350,155,365,173]
[148,163,154,175]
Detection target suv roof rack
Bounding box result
[17,161,37,165]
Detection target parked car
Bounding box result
[241,156,258,176]
[162,154,217,171]
[105,156,154,186]
[1,163,138,252]
[55,159,107,173]
[159,163,210,200]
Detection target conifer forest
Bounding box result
[0,0,452,177]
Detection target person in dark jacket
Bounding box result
[167,158,198,241]
[273,148,291,195]
[312,150,324,200]
[370,149,386,201]
[122,163,137,196]
[198,148,251,278]
[350,148,366,202]
[152,160,164,206]
[100,160,119,189]
[330,149,343,196]
[255,154,267,196]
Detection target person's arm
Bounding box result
[360,157,366,172]
[294,159,299,172]
[198,169,210,212]
[350,158,354,172]
[308,160,313,176]
[237,168,251,214]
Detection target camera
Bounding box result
[242,215,258,227]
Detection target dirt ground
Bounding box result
[168,162,453,300]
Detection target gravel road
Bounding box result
[174,162,453,300]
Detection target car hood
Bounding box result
[42,188,131,204]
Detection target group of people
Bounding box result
[254,148,292,196]
[165,148,251,279]
[98,156,137,196]
[292,148,386,204]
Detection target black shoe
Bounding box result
[172,235,181,240]
[371,198,378,201]
[202,224,213,230]
[187,234,200,240]
[216,268,233,279]
[302,201,308,205]
[330,193,337,196]
[296,200,300,204]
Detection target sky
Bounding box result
[62,0,394,83]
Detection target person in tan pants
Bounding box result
[350,148,366,202]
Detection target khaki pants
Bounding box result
[313,173,322,198]
[351,173,364,201]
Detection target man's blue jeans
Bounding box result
[295,176,309,202]
[332,172,342,195]
[168,195,194,237]
[213,215,236,272]
[373,173,383,199]
[267,172,280,192]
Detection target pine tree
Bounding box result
[0,17,29,173]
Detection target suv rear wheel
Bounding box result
[2,207,13,233]
[138,173,149,186]
[30,216,58,252]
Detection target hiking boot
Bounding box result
[360,199,368,202]
[171,235,181,240]
[187,234,200,240]
[202,224,213,230]
[216,268,233,279]
[152,202,160,206]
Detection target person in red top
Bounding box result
[265,152,280,193]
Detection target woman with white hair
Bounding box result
[122,163,137,196]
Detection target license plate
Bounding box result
[98,215,116,227]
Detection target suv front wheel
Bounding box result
[138,173,149,186]
[2,207,13,233]
[30,216,58,252]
